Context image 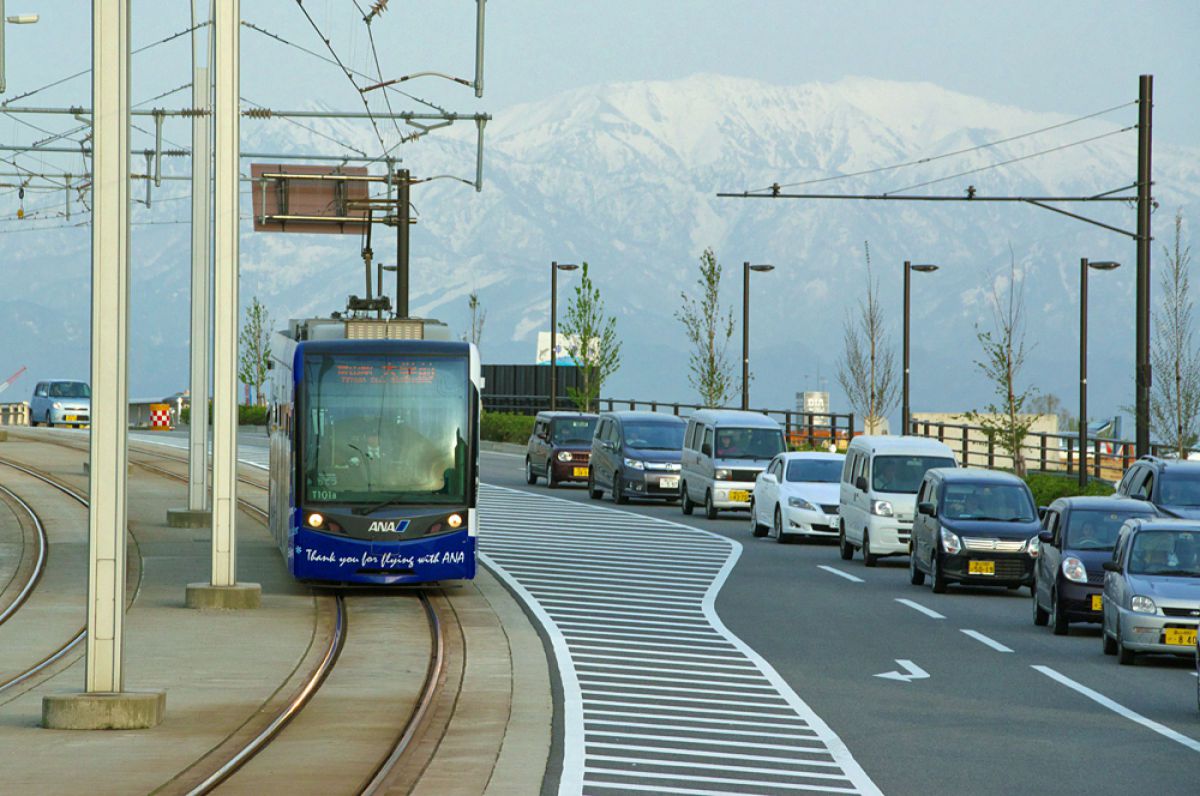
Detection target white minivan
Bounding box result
[838,435,956,566]
[680,409,785,519]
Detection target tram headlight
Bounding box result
[447,513,463,529]
[306,512,324,529]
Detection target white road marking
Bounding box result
[1033,665,1200,753]
[895,598,945,619]
[960,629,1014,652]
[874,659,930,683]
[817,565,865,583]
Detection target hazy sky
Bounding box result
[0,1,1196,159]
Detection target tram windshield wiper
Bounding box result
[353,494,408,515]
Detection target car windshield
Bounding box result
[1127,529,1200,576]
[940,483,1036,521]
[715,427,784,460]
[1065,508,1154,550]
[48,382,90,398]
[1157,471,1200,507]
[302,354,469,506]
[786,459,843,483]
[872,455,956,494]
[551,418,596,444]
[624,421,685,450]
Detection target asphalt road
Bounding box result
[479,449,1200,795]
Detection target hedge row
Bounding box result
[481,412,535,444]
[179,404,268,426]
[1025,472,1113,506]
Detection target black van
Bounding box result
[589,411,686,504]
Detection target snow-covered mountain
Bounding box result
[3,74,1198,421]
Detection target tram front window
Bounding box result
[302,354,470,507]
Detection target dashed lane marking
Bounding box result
[479,484,881,796]
[960,629,1013,653]
[894,598,945,619]
[817,565,865,583]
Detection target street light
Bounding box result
[1080,258,1121,486]
[902,261,939,435]
[549,261,578,411]
[742,262,774,410]
[0,4,40,94]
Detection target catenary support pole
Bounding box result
[187,0,260,610]
[742,262,750,411]
[902,261,911,434]
[1080,258,1089,487]
[550,262,559,411]
[397,169,410,318]
[1135,75,1153,457]
[186,1,211,519]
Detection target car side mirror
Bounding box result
[1038,531,1054,545]
[855,475,868,492]
[701,443,712,457]
[917,501,935,517]
[1102,561,1120,573]
[1037,506,1048,520]
[762,473,778,484]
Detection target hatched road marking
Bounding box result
[479,484,881,796]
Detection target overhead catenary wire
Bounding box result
[744,99,1138,195]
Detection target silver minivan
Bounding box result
[29,380,91,428]
[839,435,956,566]
[680,409,785,519]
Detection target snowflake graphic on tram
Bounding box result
[268,316,480,585]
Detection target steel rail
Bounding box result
[0,483,49,627]
[359,592,445,796]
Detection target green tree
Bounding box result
[964,255,1038,477]
[238,296,273,406]
[559,262,621,412]
[676,247,736,406]
[837,241,897,433]
[1150,210,1200,455]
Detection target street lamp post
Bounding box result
[742,262,774,411]
[1080,258,1121,486]
[0,5,41,94]
[549,261,578,411]
[902,261,939,435]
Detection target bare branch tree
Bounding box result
[676,247,736,407]
[837,242,897,433]
[464,290,486,347]
[964,253,1038,477]
[1150,210,1200,455]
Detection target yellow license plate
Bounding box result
[968,560,995,575]
[1163,628,1197,647]
[572,467,589,477]
[65,415,79,421]
[729,490,750,502]
[1091,594,1103,611]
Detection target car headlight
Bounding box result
[623,457,645,470]
[53,402,63,409]
[557,451,573,462]
[1026,535,1040,559]
[715,468,731,480]
[940,527,962,555]
[870,499,893,517]
[788,497,817,511]
[1061,556,1087,583]
[1130,595,1156,614]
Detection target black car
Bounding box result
[589,411,686,504]
[1033,496,1158,634]
[524,411,598,487]
[909,468,1041,593]
[1115,455,1200,518]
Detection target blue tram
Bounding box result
[268,317,480,585]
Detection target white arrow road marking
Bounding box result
[817,565,864,583]
[874,659,929,682]
[1033,665,1200,753]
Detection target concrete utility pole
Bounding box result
[169,0,213,529]
[42,0,164,730]
[1135,74,1153,458]
[187,0,260,610]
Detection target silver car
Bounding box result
[1101,519,1200,665]
[29,380,91,428]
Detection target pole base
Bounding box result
[0,430,8,442]
[166,508,212,528]
[42,690,166,730]
[186,582,262,610]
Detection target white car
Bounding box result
[750,451,845,542]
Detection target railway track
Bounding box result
[0,482,49,628]
[5,433,454,793]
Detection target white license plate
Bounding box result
[660,476,679,489]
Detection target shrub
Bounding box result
[481,412,535,444]
[1025,472,1113,506]
[239,404,268,426]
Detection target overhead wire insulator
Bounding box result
[243,107,273,119]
